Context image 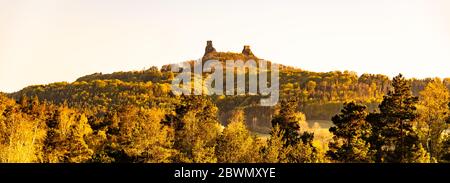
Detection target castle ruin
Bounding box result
[204,40,217,56]
[242,45,254,56]
[203,41,255,57]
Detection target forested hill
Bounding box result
[9,51,450,133]
[3,47,450,163]
[7,38,450,130]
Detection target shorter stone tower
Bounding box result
[242,45,254,56]
[204,40,217,56]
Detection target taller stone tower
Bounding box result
[204,40,217,56]
[242,45,254,56]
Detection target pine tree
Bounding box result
[268,98,319,163]
[271,98,313,146]
[368,74,422,163]
[327,102,372,162]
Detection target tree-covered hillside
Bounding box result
[2,50,450,163]
[10,55,450,130]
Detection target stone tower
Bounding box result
[242,45,254,56]
[204,40,217,56]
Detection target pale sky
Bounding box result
[1,0,449,92]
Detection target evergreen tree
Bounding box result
[271,98,313,146]
[327,102,372,162]
[368,74,422,163]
